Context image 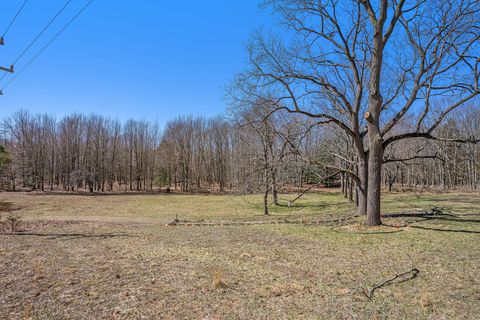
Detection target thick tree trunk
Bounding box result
[365,139,383,226]
[272,187,278,205]
[363,3,385,226]
[357,157,368,216]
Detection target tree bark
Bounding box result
[357,156,368,216]
[366,138,383,226]
[263,189,269,215]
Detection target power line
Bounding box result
[12,0,74,68]
[2,0,30,42]
[0,0,73,83]
[1,0,95,93]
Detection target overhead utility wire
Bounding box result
[0,0,73,83]
[12,0,73,65]
[1,0,29,41]
[1,0,95,92]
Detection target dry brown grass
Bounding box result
[0,190,479,319]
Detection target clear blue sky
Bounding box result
[0,0,274,126]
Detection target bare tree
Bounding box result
[231,0,480,225]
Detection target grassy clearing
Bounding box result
[3,189,478,223]
[0,190,479,319]
[0,191,356,223]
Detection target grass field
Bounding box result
[1,190,479,319]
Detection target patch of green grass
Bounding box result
[381,191,480,214]
[2,190,480,224]
[0,191,356,223]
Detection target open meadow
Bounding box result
[1,190,479,319]
[1,0,479,319]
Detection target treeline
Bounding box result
[1,107,479,199]
[382,109,480,191]
[329,107,480,195]
[1,111,158,192]
[0,109,322,194]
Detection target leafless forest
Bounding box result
[1,104,479,210]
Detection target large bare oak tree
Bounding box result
[231,0,480,225]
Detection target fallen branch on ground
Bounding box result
[166,214,360,227]
[288,171,341,204]
[363,268,420,300]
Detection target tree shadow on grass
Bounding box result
[383,212,480,224]
[382,211,480,234]
[409,225,480,234]
[278,201,348,210]
[6,232,132,240]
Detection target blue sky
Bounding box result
[0,0,274,126]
